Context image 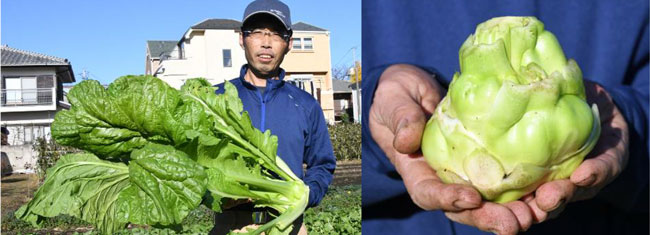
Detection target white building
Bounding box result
[0,45,76,172]
[146,19,245,88]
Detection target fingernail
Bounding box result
[396,118,408,135]
[453,199,478,209]
[576,174,595,186]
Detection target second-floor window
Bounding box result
[303,38,313,50]
[291,37,314,50]
[223,49,232,67]
[292,38,301,49]
[4,77,36,104]
[2,76,54,106]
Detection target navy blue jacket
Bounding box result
[215,65,336,207]
[362,0,648,234]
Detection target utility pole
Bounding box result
[80,69,89,80]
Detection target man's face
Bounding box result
[240,15,291,78]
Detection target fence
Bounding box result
[1,88,55,106]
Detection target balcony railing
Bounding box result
[1,88,55,106]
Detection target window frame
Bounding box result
[291,37,315,51]
[292,38,302,50]
[3,76,38,104]
[222,49,232,67]
[303,37,313,50]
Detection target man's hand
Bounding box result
[369,64,532,234]
[524,80,629,223]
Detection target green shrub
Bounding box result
[31,137,80,181]
[328,123,361,161]
[305,184,361,234]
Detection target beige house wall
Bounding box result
[282,31,334,123]
[146,58,161,76]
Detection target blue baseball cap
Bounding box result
[242,0,292,33]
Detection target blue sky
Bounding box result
[2,0,361,85]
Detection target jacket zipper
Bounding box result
[255,83,270,131]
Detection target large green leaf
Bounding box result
[180,80,290,181]
[15,153,130,234]
[117,144,207,225]
[16,144,207,234]
[52,76,185,160]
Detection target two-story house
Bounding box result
[146,19,245,89]
[145,19,335,123]
[0,45,76,172]
[282,22,335,123]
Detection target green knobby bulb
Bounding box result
[422,16,601,203]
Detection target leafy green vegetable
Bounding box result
[17,75,308,235]
[304,185,361,235]
[421,16,601,203]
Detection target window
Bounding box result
[5,77,21,103]
[5,125,53,145]
[223,49,232,67]
[291,38,314,50]
[292,38,301,49]
[21,77,37,103]
[24,126,33,143]
[287,74,316,96]
[303,38,313,50]
[3,77,37,104]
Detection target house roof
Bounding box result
[1,45,75,83]
[153,19,328,61]
[147,40,177,59]
[1,45,70,66]
[292,22,327,31]
[189,19,327,32]
[191,19,242,30]
[332,79,353,93]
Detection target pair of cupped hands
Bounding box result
[369,64,629,234]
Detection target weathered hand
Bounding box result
[444,200,535,234]
[524,80,629,223]
[369,64,532,234]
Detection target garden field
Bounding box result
[1,161,361,234]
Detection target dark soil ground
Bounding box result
[331,160,361,186]
[1,173,39,215]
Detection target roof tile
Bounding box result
[1,45,70,66]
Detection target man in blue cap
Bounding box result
[211,0,336,234]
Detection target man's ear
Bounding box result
[239,33,245,50]
[285,37,292,55]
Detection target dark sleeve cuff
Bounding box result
[593,82,648,213]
